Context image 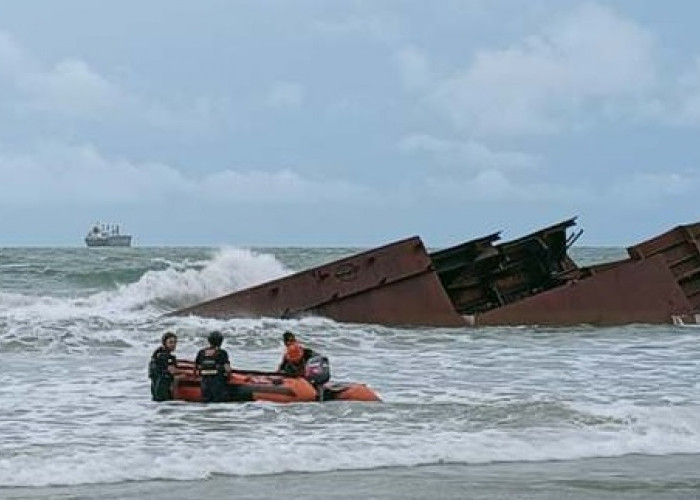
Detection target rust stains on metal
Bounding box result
[431,218,581,317]
[169,218,700,327]
[475,255,693,326]
[170,237,465,327]
[627,221,700,311]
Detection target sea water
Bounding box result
[0,246,698,499]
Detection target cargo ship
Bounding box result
[84,222,132,247]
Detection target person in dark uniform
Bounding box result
[195,330,232,403]
[148,331,179,401]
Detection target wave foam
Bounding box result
[0,247,290,351]
[1,403,699,487]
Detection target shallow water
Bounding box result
[0,246,698,498]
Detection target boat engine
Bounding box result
[305,355,331,386]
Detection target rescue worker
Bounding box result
[195,330,232,403]
[277,331,315,376]
[148,331,179,401]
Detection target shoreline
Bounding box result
[3,454,699,500]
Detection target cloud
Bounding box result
[426,3,656,136]
[0,30,122,118]
[0,30,214,130]
[398,134,540,173]
[423,169,593,204]
[607,171,698,203]
[19,59,122,117]
[395,47,432,91]
[0,142,378,206]
[313,15,401,44]
[0,143,189,204]
[420,166,699,207]
[199,169,376,203]
[660,56,700,126]
[0,31,31,78]
[0,139,695,224]
[264,82,305,109]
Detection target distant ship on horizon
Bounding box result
[85,222,132,247]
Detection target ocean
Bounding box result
[0,246,699,499]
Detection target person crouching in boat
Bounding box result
[277,331,315,376]
[278,331,331,400]
[149,331,180,401]
[195,331,232,403]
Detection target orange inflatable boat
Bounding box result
[173,360,380,403]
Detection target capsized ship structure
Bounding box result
[169,218,700,327]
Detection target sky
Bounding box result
[0,0,699,247]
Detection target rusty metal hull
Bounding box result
[432,218,581,316]
[627,221,700,311]
[170,219,700,327]
[475,255,694,326]
[471,221,700,326]
[170,237,465,327]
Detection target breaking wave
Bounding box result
[0,247,290,352]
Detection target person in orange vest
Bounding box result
[277,331,314,376]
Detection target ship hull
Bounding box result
[85,235,132,247]
[169,219,700,327]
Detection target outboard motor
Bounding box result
[304,355,331,386]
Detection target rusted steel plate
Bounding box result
[169,219,700,327]
[627,222,700,310]
[170,236,466,327]
[475,254,694,326]
[309,272,466,326]
[431,232,502,272]
[628,222,700,260]
[432,218,580,315]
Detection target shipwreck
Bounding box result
[169,218,700,327]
